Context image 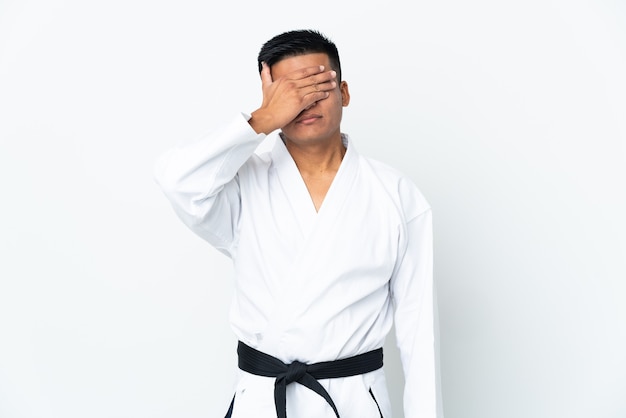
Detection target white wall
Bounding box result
[1,1,625,417]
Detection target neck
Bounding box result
[283,135,346,176]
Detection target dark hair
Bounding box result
[257,29,342,81]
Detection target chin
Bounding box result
[283,125,337,144]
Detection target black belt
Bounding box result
[236,341,383,418]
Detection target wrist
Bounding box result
[249,109,276,135]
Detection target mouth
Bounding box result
[295,113,322,124]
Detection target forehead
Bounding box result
[270,53,331,78]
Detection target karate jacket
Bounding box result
[154,114,440,418]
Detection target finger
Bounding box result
[307,79,337,95]
[290,65,327,81]
[315,70,337,84]
[300,69,337,90]
[303,91,331,108]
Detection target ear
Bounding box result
[340,81,350,107]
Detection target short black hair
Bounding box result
[257,29,342,81]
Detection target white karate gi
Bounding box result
[154,114,440,418]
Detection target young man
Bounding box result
[155,30,440,418]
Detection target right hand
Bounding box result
[249,63,337,134]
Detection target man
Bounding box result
[155,30,441,418]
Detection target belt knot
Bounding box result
[285,360,308,384]
[237,341,383,418]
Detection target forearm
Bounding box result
[392,210,442,418]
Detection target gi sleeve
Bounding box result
[391,207,443,418]
[153,113,265,257]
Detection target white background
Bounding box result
[1,1,625,417]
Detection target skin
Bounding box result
[249,53,351,211]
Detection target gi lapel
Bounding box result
[272,134,359,238]
[313,134,359,230]
[272,136,318,240]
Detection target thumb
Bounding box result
[260,62,273,87]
